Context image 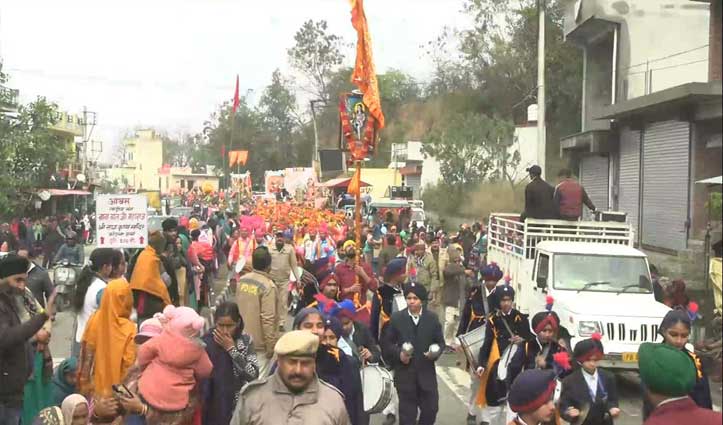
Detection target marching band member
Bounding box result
[370,257,407,342]
[381,282,445,425]
[560,334,621,425]
[455,255,489,424]
[475,283,533,425]
[507,298,570,386]
[370,257,407,425]
[507,369,559,425]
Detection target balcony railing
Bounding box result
[0,84,19,111]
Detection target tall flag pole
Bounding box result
[349,0,385,129]
[227,75,240,189]
[347,0,384,323]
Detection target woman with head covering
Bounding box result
[51,358,78,406]
[641,308,713,419]
[60,394,88,425]
[72,248,123,358]
[129,231,172,324]
[77,279,137,399]
[201,302,260,425]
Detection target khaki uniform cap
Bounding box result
[274,330,319,357]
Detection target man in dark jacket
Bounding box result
[0,255,51,425]
[520,165,557,221]
[17,249,54,308]
[554,168,596,221]
[381,282,445,425]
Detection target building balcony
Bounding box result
[0,84,19,113]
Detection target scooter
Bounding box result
[52,260,82,312]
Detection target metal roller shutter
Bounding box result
[618,128,641,240]
[405,174,422,198]
[641,121,690,251]
[580,155,609,220]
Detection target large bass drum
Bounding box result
[458,324,486,369]
[496,343,519,382]
[360,364,393,414]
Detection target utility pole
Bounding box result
[537,0,547,176]
[310,100,322,169]
[80,106,97,177]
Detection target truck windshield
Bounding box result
[411,210,425,221]
[553,254,652,293]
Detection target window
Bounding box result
[536,253,550,287]
[553,254,652,293]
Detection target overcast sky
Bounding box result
[0,0,470,161]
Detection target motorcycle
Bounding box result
[52,260,82,312]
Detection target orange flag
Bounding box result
[228,151,238,167]
[237,150,248,166]
[347,166,362,196]
[349,0,385,129]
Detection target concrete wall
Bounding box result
[360,168,402,200]
[565,0,710,102]
[421,155,442,191]
[512,125,540,182]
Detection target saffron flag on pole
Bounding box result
[349,0,385,130]
[232,75,240,115]
[347,166,362,196]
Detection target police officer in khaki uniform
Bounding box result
[231,330,351,425]
[236,247,278,373]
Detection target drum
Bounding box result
[496,343,519,381]
[458,324,486,369]
[360,364,393,414]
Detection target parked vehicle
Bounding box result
[487,213,670,370]
[410,207,427,229]
[52,260,82,312]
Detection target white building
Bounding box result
[390,141,444,198]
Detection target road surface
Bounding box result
[47,248,719,424]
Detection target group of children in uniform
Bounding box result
[455,263,714,425]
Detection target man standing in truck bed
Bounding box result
[554,168,597,221]
[520,165,557,221]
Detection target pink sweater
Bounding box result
[137,331,213,411]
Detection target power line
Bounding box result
[619,44,709,72]
[626,58,709,76]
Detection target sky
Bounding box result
[0,0,471,162]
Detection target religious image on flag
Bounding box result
[349,0,385,130]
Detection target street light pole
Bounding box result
[537,0,547,177]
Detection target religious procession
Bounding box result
[1,0,722,425]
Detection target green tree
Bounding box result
[427,0,583,173]
[421,112,516,186]
[258,69,302,161]
[287,20,346,102]
[0,96,69,216]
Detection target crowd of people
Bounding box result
[0,195,720,425]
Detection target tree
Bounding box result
[449,0,583,170]
[258,69,302,160]
[421,112,516,187]
[287,20,346,102]
[0,95,69,216]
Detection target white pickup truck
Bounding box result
[486,213,670,369]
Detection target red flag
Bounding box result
[232,75,240,115]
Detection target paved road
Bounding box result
[47,252,719,425]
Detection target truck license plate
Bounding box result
[622,352,638,362]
